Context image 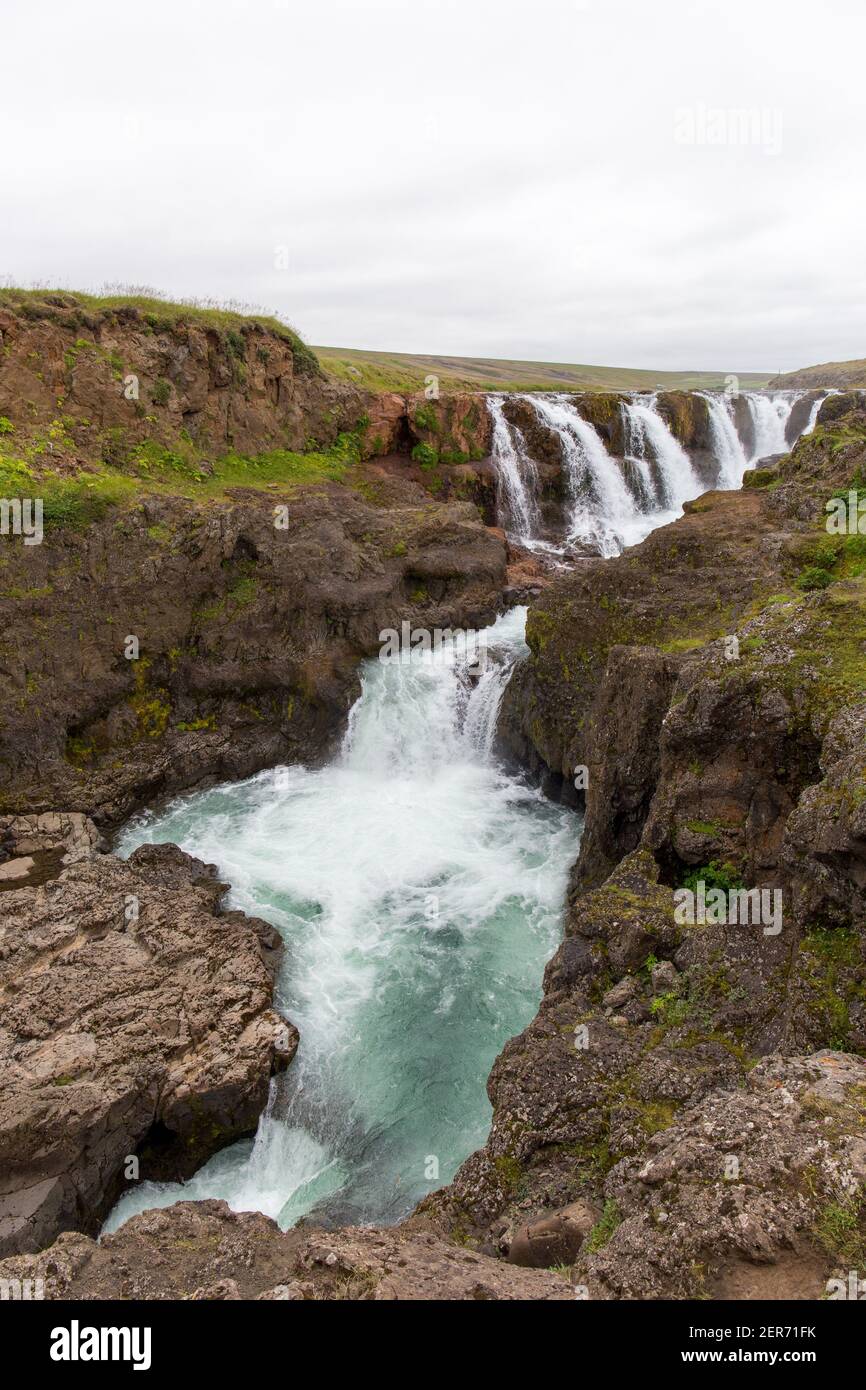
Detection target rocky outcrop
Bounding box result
[0,291,366,460]
[497,484,794,817]
[576,1051,866,1300]
[0,1199,573,1300]
[0,486,505,824]
[0,819,290,1256]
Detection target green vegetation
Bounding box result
[0,285,320,378]
[584,1200,622,1254]
[797,925,863,1050]
[315,344,771,394]
[772,359,866,390]
[0,419,365,533]
[649,991,691,1028]
[411,442,439,468]
[413,403,440,433]
[129,659,170,738]
[815,1195,866,1266]
[681,860,744,894]
[797,565,834,591]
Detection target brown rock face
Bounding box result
[0,488,505,824]
[507,1200,597,1268]
[0,1200,574,1301]
[0,296,365,459]
[576,1052,866,1300]
[0,822,287,1256]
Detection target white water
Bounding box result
[488,394,540,541]
[620,394,703,512]
[529,394,637,557]
[699,392,750,487]
[743,391,799,463]
[106,608,578,1232]
[489,388,816,555]
[804,389,838,434]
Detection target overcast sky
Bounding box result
[2,0,864,371]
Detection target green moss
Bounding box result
[493,1153,524,1193]
[65,734,95,767]
[683,819,722,836]
[658,635,705,654]
[129,659,170,739]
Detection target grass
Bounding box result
[314,345,772,395]
[772,358,866,389]
[0,428,364,528]
[0,284,320,377]
[584,1200,622,1254]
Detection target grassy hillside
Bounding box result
[770,358,866,390]
[315,345,772,394]
[0,286,320,375]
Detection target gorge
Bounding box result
[1,293,865,1302]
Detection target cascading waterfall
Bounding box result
[698,392,749,488]
[105,607,578,1233]
[620,394,703,511]
[804,389,839,434]
[488,394,540,541]
[743,391,799,463]
[489,387,818,556]
[528,394,636,557]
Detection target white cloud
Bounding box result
[2,0,864,370]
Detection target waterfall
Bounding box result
[488,387,818,558]
[699,392,750,488]
[742,391,799,463]
[105,607,577,1233]
[620,394,702,510]
[528,394,635,558]
[488,394,540,541]
[804,389,839,434]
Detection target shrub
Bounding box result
[411,442,439,468]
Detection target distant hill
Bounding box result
[315,345,772,394]
[770,358,866,390]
